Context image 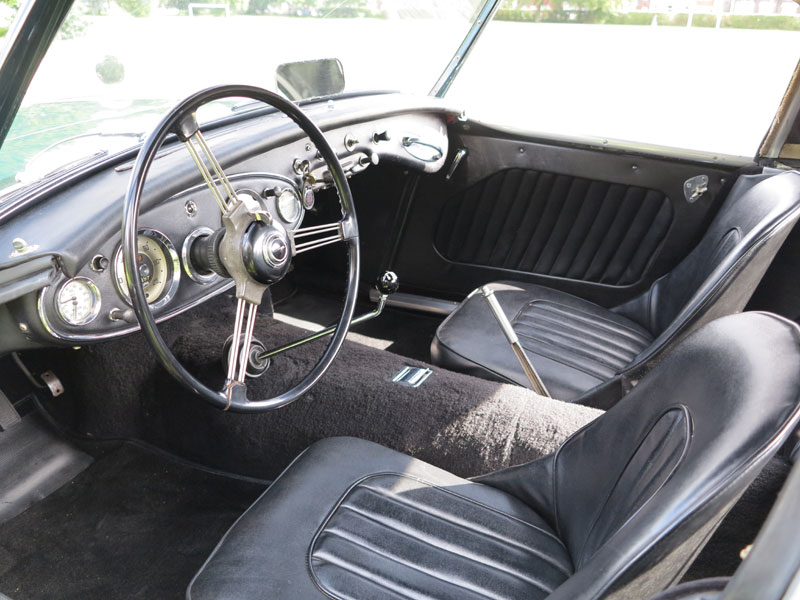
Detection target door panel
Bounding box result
[392,125,739,308]
[434,168,673,286]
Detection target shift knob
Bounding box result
[377,271,399,295]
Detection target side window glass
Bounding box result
[448,6,800,157]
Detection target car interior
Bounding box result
[1,3,800,600]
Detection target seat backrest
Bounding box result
[475,312,800,600]
[616,171,800,339]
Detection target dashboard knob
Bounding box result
[358,153,379,167]
[377,271,399,296]
[344,133,358,151]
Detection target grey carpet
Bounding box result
[0,442,265,600]
[273,286,445,363]
[39,292,602,482]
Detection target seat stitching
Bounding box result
[357,479,569,550]
[520,301,652,342]
[340,496,572,576]
[515,311,650,354]
[308,471,571,600]
[322,519,560,595]
[514,331,622,376]
[314,546,504,600]
[514,319,641,365]
[312,552,446,600]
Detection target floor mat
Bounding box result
[0,443,266,600]
[0,414,93,525]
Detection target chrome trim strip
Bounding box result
[429,0,503,98]
[181,226,220,284]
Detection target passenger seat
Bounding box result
[431,170,800,402]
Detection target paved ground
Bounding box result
[16,15,800,157]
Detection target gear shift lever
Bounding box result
[377,271,400,296]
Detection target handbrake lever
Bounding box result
[478,286,551,397]
[259,271,399,361]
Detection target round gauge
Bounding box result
[113,229,180,310]
[56,277,101,326]
[302,186,315,210]
[276,188,302,223]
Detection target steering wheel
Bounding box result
[122,85,359,412]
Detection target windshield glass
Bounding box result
[0,0,481,196]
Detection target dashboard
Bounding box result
[0,93,454,353]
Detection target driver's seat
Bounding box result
[186,312,800,600]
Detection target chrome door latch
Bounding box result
[684,175,709,203]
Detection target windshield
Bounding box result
[0,0,482,196]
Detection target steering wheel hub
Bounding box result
[123,84,359,412]
[242,220,291,284]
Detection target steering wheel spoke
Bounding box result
[222,297,259,408]
[124,84,360,412]
[178,115,238,215]
[290,221,345,255]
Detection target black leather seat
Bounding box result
[432,170,800,401]
[187,313,800,600]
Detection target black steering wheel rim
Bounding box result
[122,84,360,412]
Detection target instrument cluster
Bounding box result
[37,173,307,342]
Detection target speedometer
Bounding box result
[113,229,180,310]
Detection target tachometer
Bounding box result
[113,229,180,310]
[56,277,101,326]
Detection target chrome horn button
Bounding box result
[240,219,292,285]
[262,232,289,267]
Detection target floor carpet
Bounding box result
[0,443,266,600]
[273,286,444,363]
[38,292,602,482]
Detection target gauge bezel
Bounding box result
[181,226,220,284]
[276,187,303,224]
[113,228,180,311]
[55,276,102,326]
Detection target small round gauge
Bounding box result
[56,277,101,326]
[113,229,180,310]
[302,186,315,210]
[276,188,302,223]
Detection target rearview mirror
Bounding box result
[276,58,345,101]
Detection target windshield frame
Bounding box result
[0,0,72,151]
[0,0,491,198]
[430,0,502,98]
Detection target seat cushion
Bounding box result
[431,281,654,400]
[187,437,573,600]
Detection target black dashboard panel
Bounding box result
[0,93,453,353]
[36,173,302,343]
